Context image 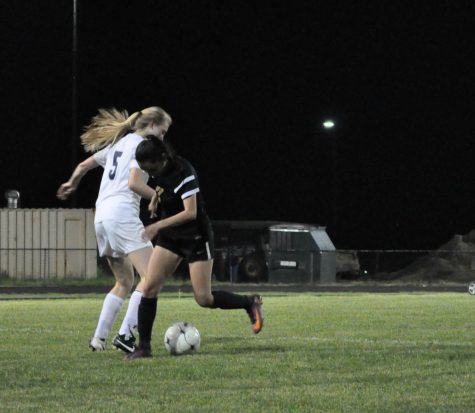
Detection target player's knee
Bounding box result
[141,282,160,298]
[116,275,134,291]
[194,292,213,308]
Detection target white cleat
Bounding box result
[89,337,106,351]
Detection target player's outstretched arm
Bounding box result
[57,156,99,200]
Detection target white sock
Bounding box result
[118,290,143,337]
[94,293,124,339]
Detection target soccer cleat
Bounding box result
[89,336,106,351]
[126,347,152,360]
[246,295,264,334]
[112,333,136,354]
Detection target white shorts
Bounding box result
[95,219,152,258]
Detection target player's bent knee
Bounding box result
[142,283,160,298]
[195,293,213,308]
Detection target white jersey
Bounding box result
[92,133,148,223]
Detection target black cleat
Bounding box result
[246,295,264,334]
[126,347,152,360]
[112,333,136,354]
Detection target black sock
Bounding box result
[138,297,157,350]
[211,290,252,310]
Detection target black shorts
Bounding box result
[155,227,214,263]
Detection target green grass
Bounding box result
[0,292,474,412]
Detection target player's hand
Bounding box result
[56,183,76,200]
[148,186,163,218]
[148,196,159,218]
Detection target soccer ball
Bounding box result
[164,322,201,355]
[468,282,475,295]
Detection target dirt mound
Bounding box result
[393,233,475,282]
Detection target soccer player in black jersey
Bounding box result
[127,138,264,359]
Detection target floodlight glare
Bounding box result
[323,120,335,129]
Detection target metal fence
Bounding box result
[336,249,475,282]
[1,208,474,283]
[1,245,474,283]
[212,248,475,283]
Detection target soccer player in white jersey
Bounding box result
[57,106,171,352]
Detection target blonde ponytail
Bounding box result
[80,106,172,152]
[80,108,129,152]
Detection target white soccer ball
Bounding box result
[164,322,201,355]
[468,282,475,295]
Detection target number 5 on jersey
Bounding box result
[109,151,123,180]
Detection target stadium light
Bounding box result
[323,120,335,129]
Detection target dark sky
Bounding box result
[2,1,474,249]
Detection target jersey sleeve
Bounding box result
[93,146,110,167]
[130,158,141,170]
[128,135,143,171]
[174,164,200,200]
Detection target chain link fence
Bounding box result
[337,249,475,283]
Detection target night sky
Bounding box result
[2,1,474,249]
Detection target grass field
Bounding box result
[0,292,474,412]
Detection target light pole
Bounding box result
[322,119,337,238]
[71,0,78,207]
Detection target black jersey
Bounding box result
[148,156,210,239]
